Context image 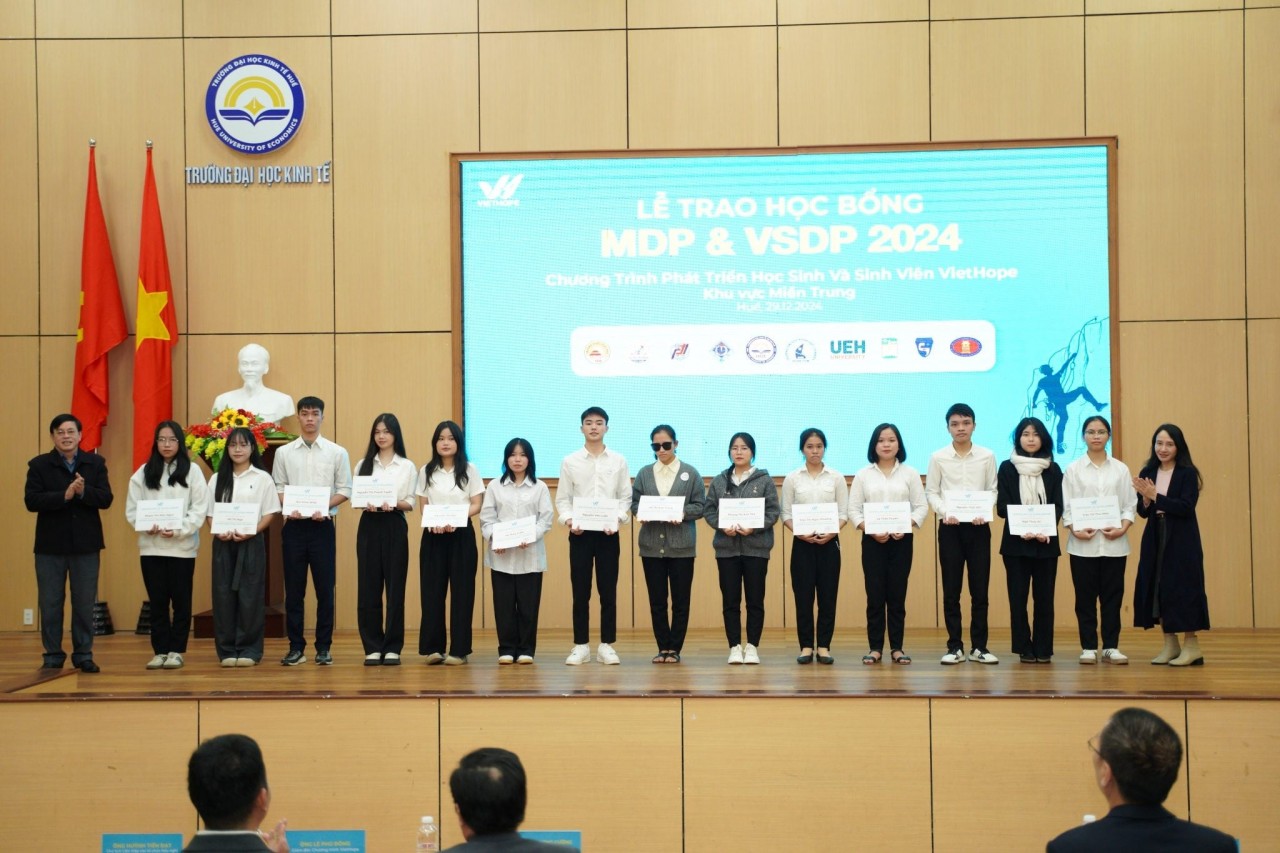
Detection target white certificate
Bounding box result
[1007,504,1058,537]
[351,476,397,509]
[637,495,685,522]
[572,497,621,532]
[944,490,995,523]
[791,502,840,536]
[421,503,470,528]
[283,485,332,517]
[210,502,260,536]
[718,497,765,530]
[492,515,537,550]
[1069,495,1122,530]
[134,498,185,532]
[863,502,913,535]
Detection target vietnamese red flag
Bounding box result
[132,146,179,469]
[72,145,128,451]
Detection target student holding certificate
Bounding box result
[353,414,416,666]
[848,423,928,665]
[995,417,1063,664]
[416,420,484,666]
[125,421,210,670]
[630,425,705,664]
[480,438,554,664]
[703,432,780,665]
[207,427,280,666]
[780,428,847,665]
[1061,416,1136,665]
[1133,424,1210,667]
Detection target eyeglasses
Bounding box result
[156,436,180,444]
[1084,430,1110,437]
[1087,734,1102,757]
[651,442,674,452]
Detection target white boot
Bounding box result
[1169,636,1204,667]
[1151,634,1181,665]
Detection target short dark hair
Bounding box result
[798,427,827,453]
[187,734,268,830]
[297,396,325,413]
[650,424,676,442]
[945,403,975,423]
[1012,416,1054,458]
[50,413,82,433]
[449,747,527,836]
[1082,415,1111,436]
[866,423,907,464]
[728,432,756,459]
[501,438,537,484]
[1098,708,1183,806]
[580,406,608,424]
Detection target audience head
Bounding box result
[1094,708,1183,807]
[449,747,528,838]
[187,734,271,831]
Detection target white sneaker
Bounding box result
[235,657,257,667]
[1102,648,1129,665]
[498,655,515,665]
[517,655,534,665]
[743,644,760,665]
[968,648,999,665]
[940,648,965,665]
[163,652,184,669]
[220,658,237,668]
[1079,649,1098,664]
[727,645,744,665]
[565,644,591,666]
[597,643,621,665]
[146,654,167,670]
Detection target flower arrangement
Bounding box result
[186,408,293,472]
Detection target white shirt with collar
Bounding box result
[848,461,929,528]
[416,461,485,505]
[1061,453,1137,557]
[780,464,849,522]
[555,446,631,527]
[126,461,212,557]
[925,443,997,518]
[354,453,417,510]
[481,476,555,574]
[272,435,353,516]
[652,459,680,496]
[208,466,282,519]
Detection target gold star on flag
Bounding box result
[135,278,171,349]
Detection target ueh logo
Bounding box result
[477,174,523,207]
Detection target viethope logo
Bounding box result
[950,337,983,357]
[205,55,305,154]
[477,174,523,207]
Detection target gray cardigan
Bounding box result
[631,461,706,559]
[703,467,780,559]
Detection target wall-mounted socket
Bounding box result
[23,608,34,625]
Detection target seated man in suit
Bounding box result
[185,734,289,852]
[446,747,579,852]
[1047,707,1235,852]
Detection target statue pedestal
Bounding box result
[193,439,288,639]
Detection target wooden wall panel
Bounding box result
[932,17,1085,140]
[1118,320,1252,627]
[184,38,334,334]
[0,701,198,848]
[1247,320,1280,626]
[1087,11,1244,322]
[333,34,478,333]
[35,0,179,38]
[628,27,778,149]
[934,0,1083,16]
[333,0,477,35]
[0,338,42,632]
[1187,700,1280,847]
[440,697,683,851]
[0,39,38,335]
[200,699,440,852]
[629,0,776,28]
[932,698,1189,851]
[1245,8,1280,317]
[779,0,929,24]
[1088,0,1242,13]
[183,0,329,37]
[0,1,32,37]
[480,0,624,31]
[779,22,930,146]
[479,31,627,152]
[685,698,932,851]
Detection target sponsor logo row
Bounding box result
[583,335,984,366]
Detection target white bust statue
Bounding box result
[211,343,295,424]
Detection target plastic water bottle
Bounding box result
[417,815,438,851]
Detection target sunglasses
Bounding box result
[650,441,674,451]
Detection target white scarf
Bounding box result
[1010,452,1049,504]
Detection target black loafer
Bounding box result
[817,654,836,665]
[796,653,814,664]
[76,660,100,673]
[41,661,64,670]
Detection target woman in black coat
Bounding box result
[1133,423,1209,666]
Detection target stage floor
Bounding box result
[4,627,1278,702]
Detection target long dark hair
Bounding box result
[358,413,408,476]
[143,420,191,490]
[1144,423,1203,491]
[1011,416,1054,459]
[501,438,536,485]
[423,420,471,490]
[214,427,266,502]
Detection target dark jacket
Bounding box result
[24,449,113,554]
[445,833,580,852]
[1133,465,1209,632]
[996,458,1064,557]
[1046,803,1235,852]
[631,460,706,559]
[703,467,780,559]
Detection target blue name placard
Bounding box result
[522,829,583,847]
[101,834,183,852]
[285,829,365,852]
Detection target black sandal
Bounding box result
[861,651,882,665]
[890,650,912,665]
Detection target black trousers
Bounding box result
[491,570,542,658]
[1070,554,1126,650]
[569,531,620,645]
[1003,554,1057,658]
[211,535,265,662]
[419,522,478,657]
[140,555,195,654]
[641,556,695,653]
[356,511,409,655]
[282,518,336,653]
[790,538,840,650]
[938,522,991,652]
[717,555,768,648]
[862,534,913,652]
